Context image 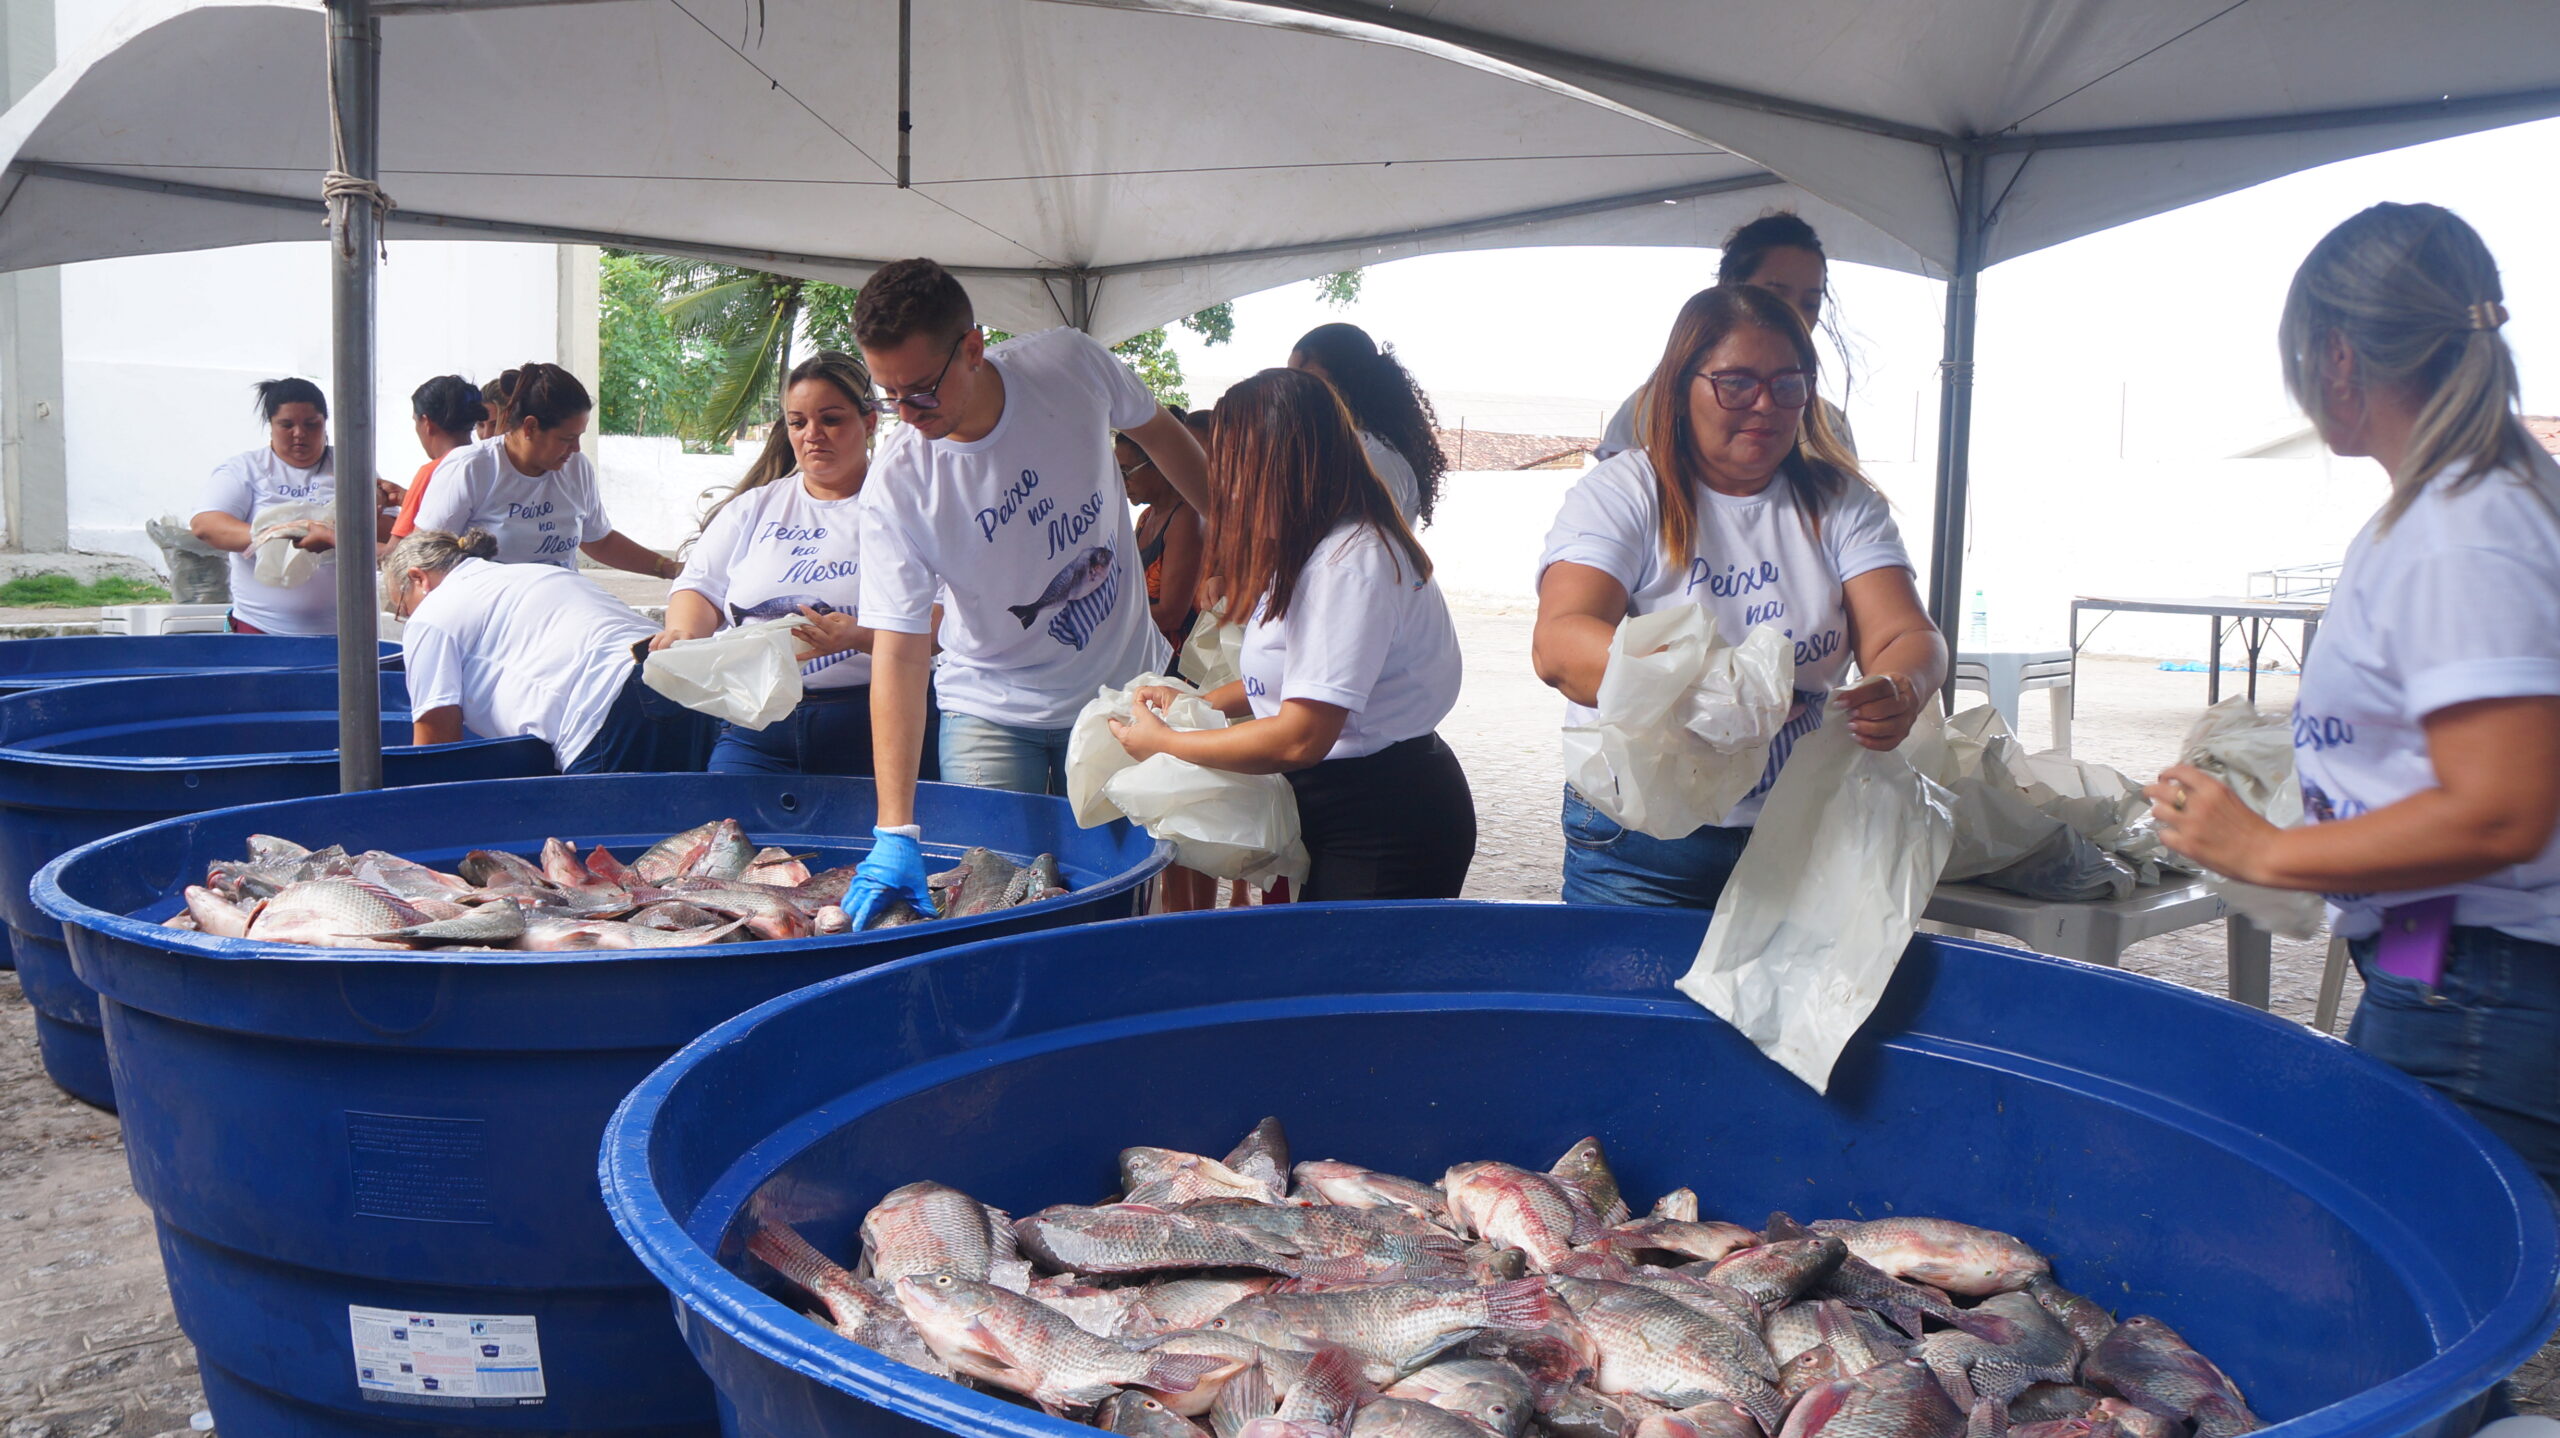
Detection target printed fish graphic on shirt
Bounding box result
[729,595,840,625]
[1008,548,1115,629]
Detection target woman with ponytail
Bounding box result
[387,527,716,774]
[390,375,489,540]
[2149,202,2560,1185]
[413,361,678,578]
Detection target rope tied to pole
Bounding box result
[322,171,396,261]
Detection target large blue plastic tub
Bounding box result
[0,633,381,695]
[36,772,1167,1438]
[602,904,2560,1438]
[0,668,550,1107]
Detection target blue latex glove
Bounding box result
[844,825,937,930]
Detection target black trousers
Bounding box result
[1284,732,1477,900]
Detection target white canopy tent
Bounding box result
[3,0,2555,784]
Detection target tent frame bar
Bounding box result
[1924,151,1985,705]
[326,0,383,791]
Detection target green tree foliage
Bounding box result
[1316,269,1363,308]
[598,250,703,437]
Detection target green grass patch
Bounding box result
[0,573,175,608]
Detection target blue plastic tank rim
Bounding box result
[597,904,2560,1438]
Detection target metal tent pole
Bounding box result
[1925,151,1986,709]
[327,0,384,792]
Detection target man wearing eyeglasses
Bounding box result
[843,258,1211,927]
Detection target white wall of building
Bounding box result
[593,435,754,554]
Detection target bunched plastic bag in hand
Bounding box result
[1064,676,1308,888]
[249,500,336,588]
[2178,697,2324,939]
[1562,606,1794,839]
[642,618,805,730]
[1678,716,1954,1093]
[1177,605,1246,693]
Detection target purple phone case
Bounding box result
[2374,895,2457,987]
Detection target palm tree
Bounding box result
[640,257,863,445]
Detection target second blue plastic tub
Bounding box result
[36,772,1167,1438]
[0,667,550,1106]
[603,903,2560,1438]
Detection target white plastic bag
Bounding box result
[641,618,805,730]
[249,500,335,588]
[1065,675,1308,887]
[1904,705,2135,900]
[2178,697,2324,939]
[1677,717,1954,1093]
[1561,607,1794,839]
[1177,605,1246,693]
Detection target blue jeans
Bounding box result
[939,711,1073,796]
[1559,785,1752,909]
[2349,925,2560,1189]
[708,684,942,780]
[564,664,720,775]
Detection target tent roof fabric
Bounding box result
[5,0,2554,340]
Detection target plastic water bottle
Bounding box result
[1966,588,1989,644]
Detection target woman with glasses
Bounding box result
[1116,422,1205,648]
[1112,368,1474,900]
[1532,284,1944,908]
[653,351,939,778]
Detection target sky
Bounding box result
[1164,116,2560,470]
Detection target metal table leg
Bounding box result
[2227,916,2272,1010]
[2208,615,2223,704]
[2314,934,2350,1034]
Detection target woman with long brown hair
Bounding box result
[1112,367,1474,900]
[1532,284,1942,908]
[653,350,937,778]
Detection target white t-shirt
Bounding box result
[1591,383,1858,463]
[1539,448,1910,823]
[1361,431,1422,523]
[401,558,659,768]
[202,446,337,635]
[1238,522,1463,761]
[413,436,612,568]
[2294,446,2560,946]
[860,326,1169,728]
[675,477,871,690]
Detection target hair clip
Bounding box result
[2468,300,2510,331]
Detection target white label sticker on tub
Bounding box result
[348,1305,546,1407]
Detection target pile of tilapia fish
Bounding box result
[750,1122,2259,1438]
[162,821,1069,950]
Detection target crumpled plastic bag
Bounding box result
[1677,715,1955,1093]
[641,618,805,730]
[146,515,230,603]
[249,500,335,588]
[1065,675,1308,888]
[2179,697,2324,939]
[1562,607,1794,839]
[1177,605,1246,693]
[1904,705,2135,901]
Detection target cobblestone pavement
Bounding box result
[0,595,2546,1427]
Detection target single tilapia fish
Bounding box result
[1126,1145,1286,1207]
[1548,1138,1631,1227]
[938,847,1028,918]
[893,1270,1241,1414]
[1913,1291,2081,1438]
[744,847,814,888]
[1009,547,1116,629]
[1383,1357,1535,1437]
[245,880,429,948]
[1020,1205,1375,1282]
[631,820,726,884]
[1767,1214,1978,1338]
[1223,1118,1293,1201]
[518,916,749,950]
[747,1221,947,1373]
[1816,1218,2050,1298]
[1780,1358,1966,1438]
[2080,1317,2259,1438]
[1206,1279,1562,1383]
[1548,1277,1782,1434]
[1237,1344,1365,1438]
[362,902,529,947]
[862,898,928,930]
[184,885,256,938]
[629,901,722,932]
[2026,1280,2117,1354]
[1699,1237,1845,1312]
[860,1181,1024,1289]
[1443,1162,1604,1272]
[1125,1277,1283,1338]
[1187,1199,1469,1284]
[1292,1161,1450,1225]
[459,848,552,891]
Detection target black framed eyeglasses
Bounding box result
[1693,367,1813,411]
[877,335,967,414]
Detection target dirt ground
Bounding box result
[0,593,2551,1431]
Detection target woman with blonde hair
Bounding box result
[655,350,936,777]
[1112,367,1474,900]
[1532,283,1943,908]
[2150,202,2560,1185]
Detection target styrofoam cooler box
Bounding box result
[100,605,232,635]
